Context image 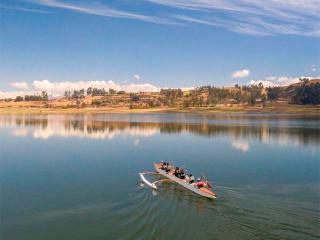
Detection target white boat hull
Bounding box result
[139,173,157,189]
[155,167,216,199]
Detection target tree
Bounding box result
[131,94,140,102]
[183,99,191,107]
[64,90,71,99]
[208,87,231,104]
[300,78,309,84]
[15,96,23,102]
[267,87,282,101]
[87,87,93,96]
[90,88,106,96]
[248,85,262,104]
[42,91,48,101]
[72,89,85,99]
[79,89,85,98]
[160,88,183,98]
[234,90,242,103]
[109,89,116,94]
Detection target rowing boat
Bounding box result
[139,163,217,199]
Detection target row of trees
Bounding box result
[15,91,48,102]
[64,88,124,99]
[160,89,183,98]
[64,89,86,100]
[190,84,266,106]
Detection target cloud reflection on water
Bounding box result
[11,128,29,137]
[231,141,250,153]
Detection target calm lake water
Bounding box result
[0,113,319,240]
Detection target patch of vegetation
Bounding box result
[291,78,320,104]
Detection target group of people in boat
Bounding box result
[159,161,207,189]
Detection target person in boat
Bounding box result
[174,167,180,178]
[185,174,189,182]
[166,163,172,173]
[165,167,170,173]
[189,174,195,184]
[160,161,165,170]
[196,178,205,188]
[160,161,169,171]
[180,173,185,179]
[180,169,186,179]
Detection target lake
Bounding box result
[0,113,319,240]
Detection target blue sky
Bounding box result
[0,0,319,97]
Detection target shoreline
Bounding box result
[0,104,319,115]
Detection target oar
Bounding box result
[201,173,212,189]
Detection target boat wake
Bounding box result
[105,182,216,240]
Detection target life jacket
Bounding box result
[197,181,204,188]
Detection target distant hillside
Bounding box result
[282,79,320,104]
[1,78,319,112]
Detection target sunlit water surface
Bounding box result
[0,113,319,240]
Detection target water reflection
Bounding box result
[1,114,319,240]
[0,114,319,149]
[231,141,250,153]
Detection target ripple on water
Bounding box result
[105,183,320,240]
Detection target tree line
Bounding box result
[14,91,48,102]
[181,84,267,107]
[9,78,320,105]
[64,88,122,99]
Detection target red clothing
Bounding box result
[197,181,204,188]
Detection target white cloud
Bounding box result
[248,80,277,87]
[3,0,318,36]
[232,69,250,78]
[180,86,194,91]
[121,83,158,93]
[231,141,249,153]
[27,0,177,25]
[173,15,220,27]
[311,65,317,72]
[147,0,320,36]
[0,79,160,99]
[0,4,49,13]
[10,82,29,90]
[0,90,37,99]
[249,75,320,87]
[133,74,141,80]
